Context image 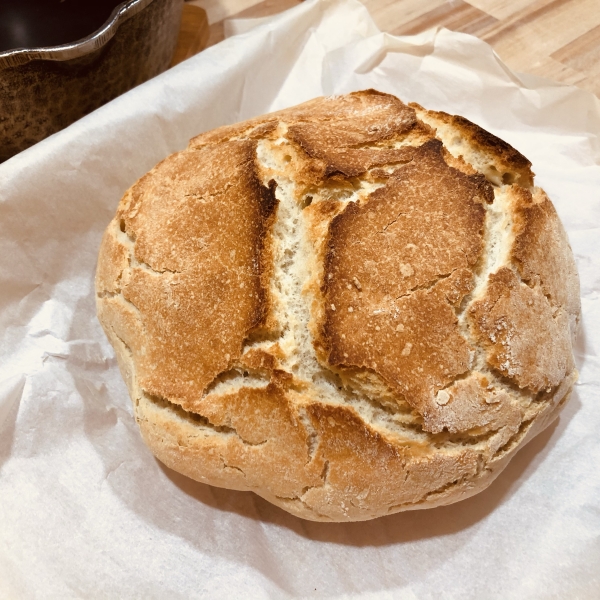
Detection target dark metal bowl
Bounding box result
[0,0,183,162]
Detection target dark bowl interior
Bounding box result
[0,0,126,52]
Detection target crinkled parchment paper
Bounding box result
[1,0,599,597]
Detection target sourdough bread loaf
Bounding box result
[96,90,580,521]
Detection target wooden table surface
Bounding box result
[175,0,600,99]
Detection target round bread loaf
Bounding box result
[96,90,580,521]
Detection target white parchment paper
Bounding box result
[1,1,599,597]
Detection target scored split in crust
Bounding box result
[96,90,580,522]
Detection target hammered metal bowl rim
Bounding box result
[0,0,157,70]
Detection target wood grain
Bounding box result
[177,0,600,97]
[390,0,498,37]
[171,5,210,66]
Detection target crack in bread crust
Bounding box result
[96,90,580,521]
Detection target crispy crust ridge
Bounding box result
[411,102,534,187]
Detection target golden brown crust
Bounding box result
[95,228,129,295]
[194,90,429,181]
[422,373,521,436]
[190,119,279,148]
[511,187,581,325]
[136,383,326,499]
[301,403,480,521]
[450,115,531,172]
[96,90,580,521]
[239,346,282,371]
[319,141,490,414]
[469,267,575,392]
[98,142,278,407]
[285,91,418,178]
[324,278,473,413]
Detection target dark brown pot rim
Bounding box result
[0,0,157,70]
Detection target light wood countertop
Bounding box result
[174,0,600,98]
